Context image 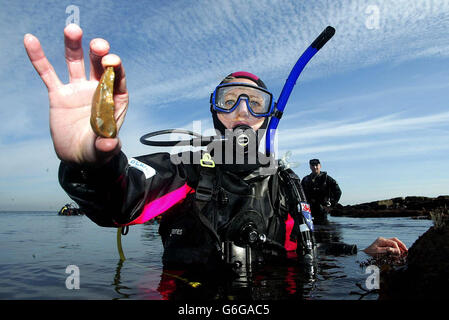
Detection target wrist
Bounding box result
[61,151,126,182]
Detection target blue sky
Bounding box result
[1,0,448,211]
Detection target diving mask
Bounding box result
[210,83,275,117]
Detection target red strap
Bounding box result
[284,213,297,251]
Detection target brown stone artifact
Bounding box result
[90,66,117,138]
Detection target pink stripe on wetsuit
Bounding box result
[125,183,194,226]
[284,213,297,251]
[124,181,297,252]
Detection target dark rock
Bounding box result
[378,211,449,299]
[331,195,449,218]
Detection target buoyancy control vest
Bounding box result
[304,172,328,203]
[158,152,316,275]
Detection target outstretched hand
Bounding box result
[23,24,129,165]
[363,237,408,257]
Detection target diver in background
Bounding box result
[23,24,408,276]
[301,158,341,224]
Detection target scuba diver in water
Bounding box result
[23,24,408,281]
[301,159,342,224]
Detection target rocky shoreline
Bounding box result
[331,195,449,218]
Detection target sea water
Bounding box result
[0,211,432,300]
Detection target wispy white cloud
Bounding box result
[307,80,449,111]
[2,0,449,209]
[5,0,449,110]
[279,111,449,145]
[281,135,449,160]
[107,0,449,107]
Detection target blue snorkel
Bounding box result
[265,26,335,157]
[141,27,336,160]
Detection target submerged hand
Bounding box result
[363,237,408,257]
[23,24,129,165]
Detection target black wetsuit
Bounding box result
[58,150,311,270]
[301,171,341,224]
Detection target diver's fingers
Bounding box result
[64,24,86,82]
[94,137,122,164]
[379,239,404,256]
[363,245,399,256]
[390,237,408,252]
[95,136,120,154]
[101,54,128,95]
[379,247,401,255]
[23,33,63,92]
[89,38,110,81]
[377,238,401,251]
